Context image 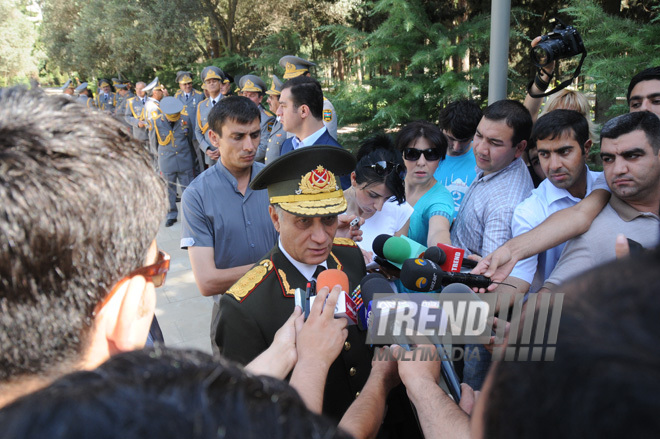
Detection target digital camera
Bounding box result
[531,19,586,68]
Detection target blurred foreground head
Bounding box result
[477,245,660,438]
[0,87,166,404]
[0,347,352,439]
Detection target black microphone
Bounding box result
[423,246,478,270]
[357,273,394,331]
[399,258,492,291]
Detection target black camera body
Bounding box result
[532,19,586,68]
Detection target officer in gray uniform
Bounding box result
[261,75,287,163]
[74,82,95,108]
[195,66,230,167]
[143,77,166,170]
[95,79,116,113]
[114,82,134,127]
[155,97,195,227]
[279,55,338,140]
[238,75,275,164]
[61,79,75,97]
[124,81,149,147]
[174,71,205,175]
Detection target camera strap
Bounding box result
[527,50,587,98]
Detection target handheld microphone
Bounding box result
[356,273,395,331]
[399,258,492,291]
[312,269,357,324]
[373,234,426,268]
[423,245,477,273]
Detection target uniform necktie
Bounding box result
[142,98,145,105]
[212,99,216,107]
[185,93,189,100]
[313,265,326,280]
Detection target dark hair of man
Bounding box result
[627,66,660,102]
[209,95,261,137]
[600,111,660,153]
[483,246,660,438]
[354,133,406,204]
[395,120,448,161]
[439,100,483,140]
[0,348,353,439]
[531,109,590,154]
[0,87,166,382]
[281,76,323,120]
[482,99,533,148]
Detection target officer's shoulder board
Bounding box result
[263,109,274,117]
[333,237,357,247]
[174,90,182,98]
[226,259,274,302]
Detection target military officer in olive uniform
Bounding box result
[259,75,288,163]
[238,75,275,165]
[279,55,338,140]
[216,146,373,422]
[154,97,195,227]
[74,82,95,108]
[174,71,205,175]
[95,79,116,113]
[195,66,231,167]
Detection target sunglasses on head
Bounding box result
[403,147,441,161]
[363,160,407,179]
[94,250,171,315]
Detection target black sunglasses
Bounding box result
[403,147,441,161]
[363,160,407,179]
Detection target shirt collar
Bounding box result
[296,126,327,149]
[278,237,328,281]
[214,160,262,195]
[475,157,524,182]
[609,194,660,222]
[544,167,599,205]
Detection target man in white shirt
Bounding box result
[503,110,606,299]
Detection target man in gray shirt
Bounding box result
[544,111,660,289]
[181,96,278,354]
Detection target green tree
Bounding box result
[0,0,42,86]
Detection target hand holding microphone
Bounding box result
[399,258,493,291]
[296,282,349,370]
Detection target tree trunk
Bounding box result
[336,50,345,81]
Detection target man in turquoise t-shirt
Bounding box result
[433,100,482,220]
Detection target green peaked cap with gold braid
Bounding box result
[250,146,355,217]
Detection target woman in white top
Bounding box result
[343,133,413,263]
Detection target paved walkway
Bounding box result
[155,209,213,355]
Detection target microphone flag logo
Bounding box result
[414,258,427,266]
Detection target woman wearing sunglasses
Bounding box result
[396,120,454,248]
[344,133,412,262]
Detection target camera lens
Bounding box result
[532,46,552,67]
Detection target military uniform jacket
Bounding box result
[145,98,163,150]
[216,238,372,421]
[256,105,276,162]
[194,97,219,165]
[264,118,286,163]
[125,96,149,142]
[77,95,95,108]
[115,92,134,125]
[175,89,204,109]
[95,92,116,113]
[323,97,337,140]
[153,111,194,174]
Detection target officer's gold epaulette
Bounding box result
[263,109,274,117]
[333,237,357,247]
[174,90,182,98]
[226,259,273,302]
